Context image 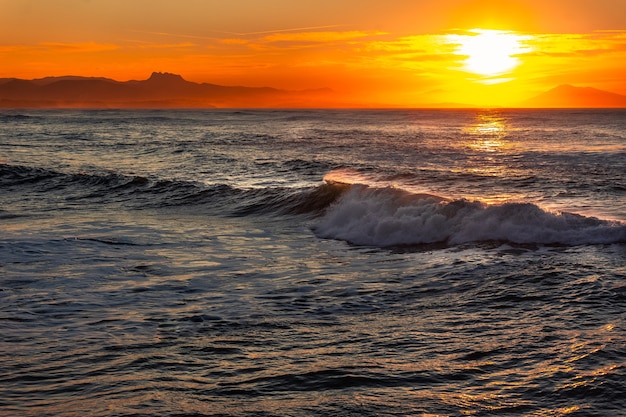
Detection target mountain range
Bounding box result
[1,72,625,108]
[0,72,334,108]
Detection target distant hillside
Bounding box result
[0,72,336,108]
[521,84,626,108]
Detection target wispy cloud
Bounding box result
[38,42,120,52]
[526,31,626,57]
[262,31,383,43]
[234,25,345,36]
[128,25,346,41]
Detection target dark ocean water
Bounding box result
[1,109,625,416]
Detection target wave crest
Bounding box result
[313,184,626,247]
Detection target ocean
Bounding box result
[1,108,625,416]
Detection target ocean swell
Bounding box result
[313,184,626,247]
[0,163,346,216]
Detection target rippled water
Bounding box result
[1,109,625,416]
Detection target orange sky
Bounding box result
[1,0,625,107]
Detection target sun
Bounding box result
[447,29,531,78]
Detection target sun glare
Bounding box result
[448,29,531,80]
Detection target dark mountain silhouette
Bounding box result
[0,72,336,108]
[5,74,624,108]
[521,84,626,108]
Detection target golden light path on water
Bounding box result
[324,111,523,206]
[464,113,510,152]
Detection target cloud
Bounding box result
[262,31,382,43]
[218,30,387,53]
[220,38,249,46]
[526,31,626,57]
[0,42,120,58]
[216,30,389,55]
[128,42,196,50]
[38,42,120,52]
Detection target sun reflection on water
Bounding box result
[464,112,510,153]
[456,111,526,204]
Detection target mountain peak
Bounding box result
[550,84,603,94]
[522,84,626,108]
[147,72,188,83]
[551,84,578,92]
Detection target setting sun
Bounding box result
[447,29,532,79]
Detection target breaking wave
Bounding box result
[3,163,624,247]
[313,181,626,247]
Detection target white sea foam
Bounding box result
[314,184,626,246]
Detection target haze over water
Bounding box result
[1,109,625,416]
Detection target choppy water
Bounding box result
[1,109,625,416]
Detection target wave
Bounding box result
[1,113,36,121]
[313,182,626,247]
[0,163,346,216]
[3,163,624,247]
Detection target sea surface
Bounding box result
[1,109,625,416]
